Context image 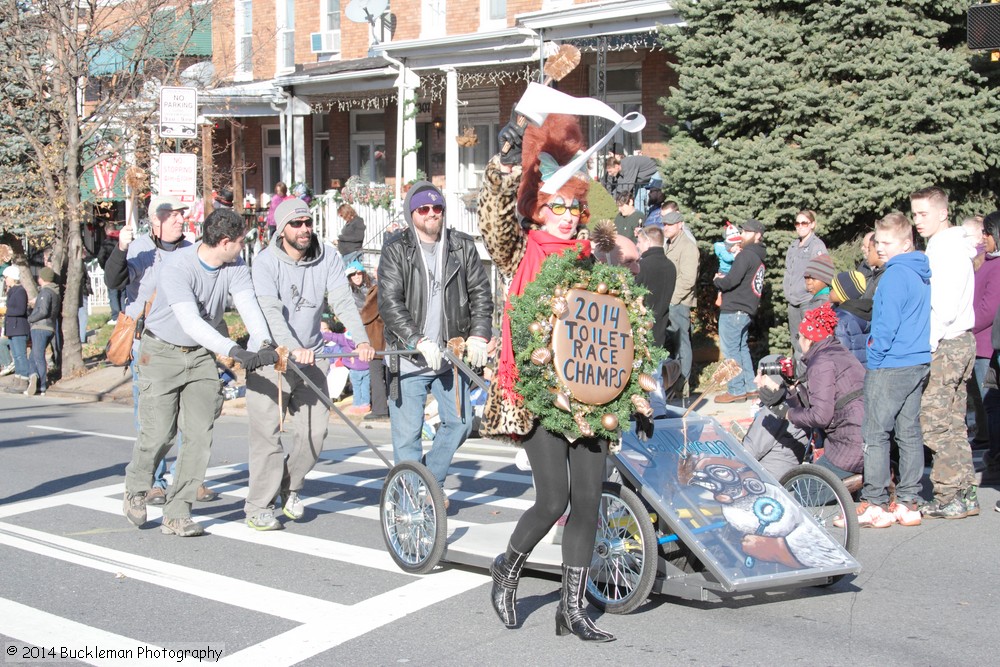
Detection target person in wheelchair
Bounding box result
[743,303,865,485]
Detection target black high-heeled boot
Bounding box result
[555,564,615,642]
[490,543,529,628]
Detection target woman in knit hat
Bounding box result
[750,303,867,485]
[802,253,835,309]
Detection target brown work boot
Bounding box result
[196,484,218,502]
[714,392,746,404]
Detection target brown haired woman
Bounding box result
[478,113,614,642]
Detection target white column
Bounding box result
[444,67,459,207]
[292,113,305,185]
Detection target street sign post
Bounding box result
[159,86,198,138]
[158,153,198,203]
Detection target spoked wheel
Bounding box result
[780,463,859,585]
[379,461,447,574]
[586,482,657,615]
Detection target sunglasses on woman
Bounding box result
[415,204,444,215]
[545,202,582,216]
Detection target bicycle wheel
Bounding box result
[780,463,859,557]
[586,482,657,615]
[379,461,447,574]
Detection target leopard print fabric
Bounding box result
[477,157,535,441]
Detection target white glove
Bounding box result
[465,336,489,368]
[416,337,443,372]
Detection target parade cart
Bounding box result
[279,349,860,614]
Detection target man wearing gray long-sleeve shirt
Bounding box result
[244,198,374,530]
[123,209,277,537]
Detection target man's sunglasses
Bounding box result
[545,202,582,216]
[415,204,444,215]
[287,219,313,228]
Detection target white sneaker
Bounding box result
[283,492,304,520]
[887,501,921,527]
[856,501,892,528]
[0,363,14,377]
[24,374,38,396]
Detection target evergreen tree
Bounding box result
[659,0,1000,352]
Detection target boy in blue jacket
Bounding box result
[854,212,930,529]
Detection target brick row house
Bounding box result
[198,0,678,242]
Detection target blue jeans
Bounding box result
[861,364,929,506]
[109,288,124,320]
[389,370,472,486]
[0,336,12,368]
[9,335,29,377]
[349,368,370,406]
[667,304,692,384]
[718,311,753,395]
[28,329,54,391]
[78,305,88,344]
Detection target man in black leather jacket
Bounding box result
[377,182,493,496]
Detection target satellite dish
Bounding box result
[344,0,388,25]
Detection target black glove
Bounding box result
[256,347,280,368]
[634,413,655,442]
[228,345,275,373]
[498,109,526,166]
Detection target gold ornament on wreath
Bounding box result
[510,248,669,440]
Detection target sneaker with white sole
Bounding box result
[855,501,893,528]
[0,363,14,376]
[247,511,282,531]
[887,501,922,526]
[123,491,147,527]
[160,517,205,537]
[283,491,304,520]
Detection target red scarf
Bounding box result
[497,229,592,403]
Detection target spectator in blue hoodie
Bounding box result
[852,211,930,529]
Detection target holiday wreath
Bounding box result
[510,247,669,440]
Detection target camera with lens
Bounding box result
[758,355,795,380]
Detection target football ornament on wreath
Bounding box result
[510,248,668,440]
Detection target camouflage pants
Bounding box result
[922,332,976,502]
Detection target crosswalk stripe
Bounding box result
[0,522,345,622]
[0,597,190,667]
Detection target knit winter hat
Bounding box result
[799,302,839,342]
[804,254,835,286]
[724,222,741,244]
[831,270,866,303]
[345,260,365,276]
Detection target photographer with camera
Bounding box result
[743,303,865,484]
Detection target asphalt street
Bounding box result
[0,393,997,666]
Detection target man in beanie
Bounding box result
[783,211,828,364]
[378,182,493,501]
[830,270,870,365]
[243,197,374,531]
[24,268,61,396]
[713,218,766,403]
[746,303,866,487]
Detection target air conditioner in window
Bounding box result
[310,31,341,53]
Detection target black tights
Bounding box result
[508,426,608,567]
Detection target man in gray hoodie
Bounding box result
[244,198,374,531]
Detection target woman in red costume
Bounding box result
[477,113,614,642]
